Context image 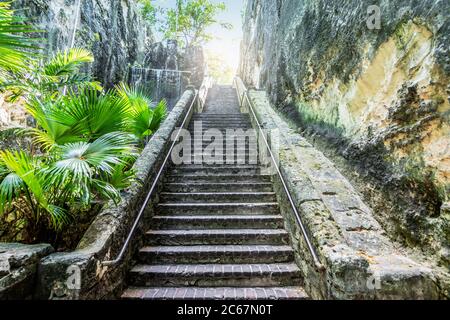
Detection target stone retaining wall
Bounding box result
[0,243,54,300]
[245,88,444,299]
[33,89,196,300]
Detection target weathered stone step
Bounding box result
[192,114,249,119]
[191,115,249,119]
[188,120,252,125]
[189,152,259,157]
[188,126,253,131]
[159,192,277,203]
[169,166,261,175]
[190,137,256,141]
[163,182,273,193]
[166,174,272,184]
[145,229,289,245]
[122,286,309,300]
[128,263,302,287]
[187,145,260,152]
[189,130,255,134]
[157,202,279,215]
[188,139,255,144]
[187,144,257,150]
[170,161,263,167]
[152,215,284,229]
[183,138,260,151]
[138,245,294,264]
[172,164,261,169]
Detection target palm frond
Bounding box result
[116,82,167,139]
[149,99,168,133]
[25,98,87,150]
[0,172,24,213]
[57,89,131,139]
[91,179,121,205]
[107,163,136,191]
[44,48,94,77]
[0,2,38,75]
[0,149,49,213]
[50,132,136,183]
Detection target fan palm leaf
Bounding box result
[44,48,94,77]
[149,99,168,133]
[55,89,131,139]
[116,83,168,139]
[0,2,38,76]
[46,132,137,205]
[25,97,87,150]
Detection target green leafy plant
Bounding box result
[137,0,158,26]
[161,0,231,48]
[116,83,168,141]
[0,1,38,80]
[2,48,102,101]
[0,3,167,245]
[0,132,136,234]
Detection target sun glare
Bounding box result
[205,38,240,84]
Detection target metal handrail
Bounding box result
[233,77,325,272]
[102,90,198,267]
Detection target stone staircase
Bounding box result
[121,86,308,300]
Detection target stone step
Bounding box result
[187,144,258,149]
[188,139,256,143]
[122,286,309,300]
[127,263,302,287]
[188,120,252,125]
[189,130,255,134]
[188,126,253,130]
[159,192,277,203]
[191,115,249,118]
[191,113,250,121]
[188,152,259,157]
[186,141,258,147]
[170,161,263,167]
[145,229,290,245]
[177,155,260,163]
[186,145,260,152]
[190,137,256,141]
[138,245,294,264]
[169,166,262,176]
[165,174,272,184]
[152,215,284,229]
[163,182,273,193]
[172,164,261,169]
[157,202,279,215]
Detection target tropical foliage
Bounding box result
[0,1,37,81]
[136,0,158,26]
[0,133,135,230]
[0,82,166,240]
[161,0,231,48]
[2,48,102,102]
[0,2,167,244]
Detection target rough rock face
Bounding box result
[14,0,152,87]
[0,243,54,300]
[240,1,449,265]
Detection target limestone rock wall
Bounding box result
[15,0,153,87]
[240,1,449,264]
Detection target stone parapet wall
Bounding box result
[245,89,446,299]
[0,243,53,300]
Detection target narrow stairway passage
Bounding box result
[121,86,308,300]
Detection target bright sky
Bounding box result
[153,0,244,72]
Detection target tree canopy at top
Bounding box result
[161,0,231,48]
